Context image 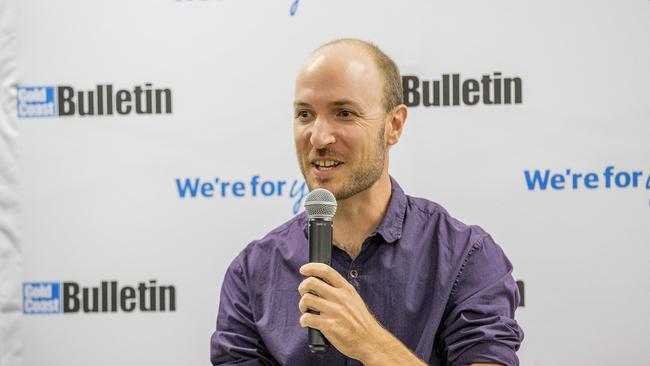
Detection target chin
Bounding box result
[306,177,337,193]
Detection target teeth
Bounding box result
[314,160,339,168]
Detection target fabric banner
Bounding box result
[3,1,650,365]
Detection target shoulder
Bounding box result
[404,194,491,252]
[232,212,308,275]
[402,193,515,304]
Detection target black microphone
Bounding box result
[303,188,337,353]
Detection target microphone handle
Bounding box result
[308,219,332,353]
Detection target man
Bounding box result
[211,39,523,365]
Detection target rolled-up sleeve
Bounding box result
[210,254,278,366]
[440,235,524,366]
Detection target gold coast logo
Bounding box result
[23,280,176,314]
[16,83,173,119]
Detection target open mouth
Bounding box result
[311,160,343,171]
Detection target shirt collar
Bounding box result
[301,176,407,244]
[371,176,407,244]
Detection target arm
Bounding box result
[356,326,427,366]
[297,257,518,366]
[440,235,524,366]
[210,254,278,366]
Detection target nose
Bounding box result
[309,116,336,149]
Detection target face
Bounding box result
[293,45,389,200]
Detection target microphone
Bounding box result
[303,188,337,353]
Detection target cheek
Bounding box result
[294,127,310,153]
[346,131,370,155]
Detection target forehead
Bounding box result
[294,45,383,109]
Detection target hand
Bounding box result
[297,263,383,362]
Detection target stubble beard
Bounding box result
[299,125,387,201]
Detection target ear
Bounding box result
[385,104,407,146]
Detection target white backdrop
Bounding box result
[1,0,649,365]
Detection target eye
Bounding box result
[296,110,313,121]
[337,109,356,119]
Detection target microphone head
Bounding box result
[304,188,337,220]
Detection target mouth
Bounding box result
[310,159,343,172]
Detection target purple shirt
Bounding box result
[211,178,523,365]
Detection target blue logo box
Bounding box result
[23,282,61,314]
[16,86,57,118]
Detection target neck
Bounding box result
[332,170,392,260]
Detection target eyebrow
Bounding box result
[331,99,363,109]
[293,99,363,109]
[293,101,312,109]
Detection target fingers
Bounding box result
[298,276,335,299]
[300,263,349,289]
[297,263,354,333]
[298,292,333,314]
[299,312,328,330]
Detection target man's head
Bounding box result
[315,39,404,114]
[293,39,407,201]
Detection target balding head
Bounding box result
[303,39,403,114]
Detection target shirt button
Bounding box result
[349,270,359,278]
